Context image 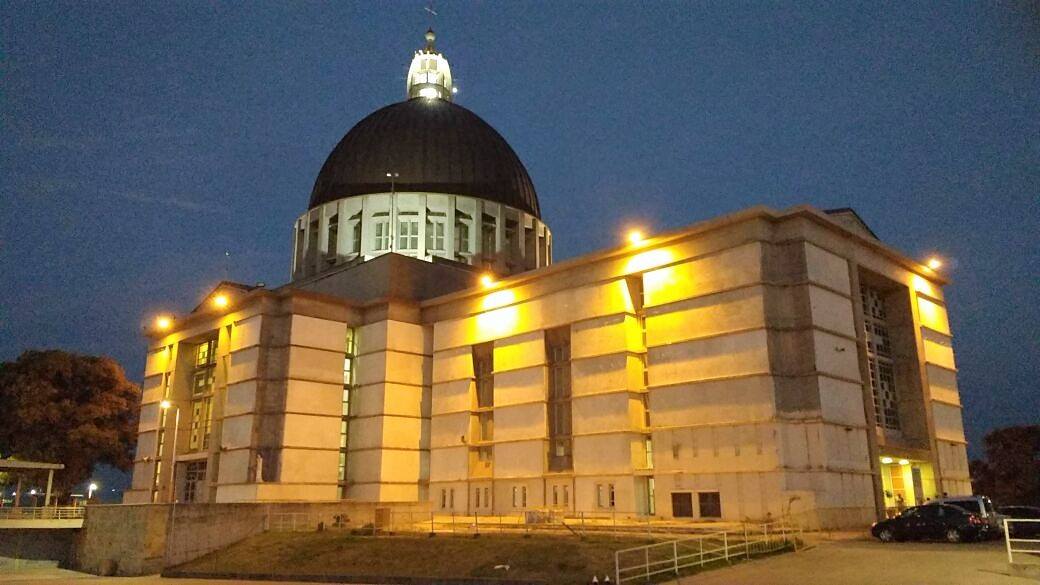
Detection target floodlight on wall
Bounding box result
[898,459,910,466]
[213,294,229,309]
[926,257,942,270]
[880,457,894,464]
[480,273,495,289]
[155,316,173,330]
[627,230,645,246]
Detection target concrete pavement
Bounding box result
[1,536,1037,585]
[667,537,1036,585]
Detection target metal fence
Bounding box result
[0,506,85,520]
[613,520,801,583]
[1004,518,1040,565]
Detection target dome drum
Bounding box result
[292,191,551,280]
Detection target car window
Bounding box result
[945,501,975,514]
[901,507,920,518]
[918,506,942,518]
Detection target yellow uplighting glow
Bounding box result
[160,399,172,409]
[481,289,516,311]
[898,459,910,466]
[627,230,644,245]
[479,274,495,289]
[213,294,229,308]
[624,248,673,275]
[880,457,894,464]
[155,316,172,330]
[476,288,519,338]
[926,257,942,270]
[911,274,938,297]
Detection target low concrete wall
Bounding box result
[72,503,169,575]
[71,500,432,576]
[0,529,77,570]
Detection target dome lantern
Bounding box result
[406,28,454,101]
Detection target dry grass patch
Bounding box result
[180,532,646,584]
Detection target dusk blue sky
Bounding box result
[2,0,1037,489]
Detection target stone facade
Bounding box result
[125,205,970,529]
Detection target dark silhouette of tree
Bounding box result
[0,350,139,495]
[970,425,1040,506]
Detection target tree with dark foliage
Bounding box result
[970,425,1040,506]
[0,350,139,495]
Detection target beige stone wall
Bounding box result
[347,314,431,502]
[423,207,968,527]
[128,207,970,529]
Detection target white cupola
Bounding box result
[406,29,454,101]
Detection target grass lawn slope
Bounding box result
[177,532,639,584]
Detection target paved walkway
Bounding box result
[0,570,314,585]
[666,537,1036,585]
[2,536,1037,585]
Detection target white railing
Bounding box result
[0,506,85,520]
[1004,518,1040,564]
[614,520,800,583]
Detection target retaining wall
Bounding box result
[70,500,431,576]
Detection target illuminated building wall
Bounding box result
[424,206,969,527]
[126,206,970,529]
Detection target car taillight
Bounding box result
[968,515,983,525]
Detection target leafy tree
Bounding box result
[0,350,139,495]
[970,425,1040,506]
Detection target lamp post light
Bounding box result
[160,400,181,503]
[87,483,98,501]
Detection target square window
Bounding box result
[698,491,722,518]
[672,492,693,518]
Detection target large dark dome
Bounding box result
[309,98,540,217]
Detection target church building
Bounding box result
[124,31,971,528]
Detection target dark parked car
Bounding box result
[871,504,985,543]
[927,495,1000,538]
[998,506,1040,538]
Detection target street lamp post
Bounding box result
[160,400,181,503]
[87,483,98,501]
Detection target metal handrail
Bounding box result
[614,520,800,583]
[0,506,85,520]
[1004,518,1040,564]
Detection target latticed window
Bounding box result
[481,214,496,256]
[339,327,358,497]
[472,342,494,468]
[326,214,339,257]
[477,412,494,441]
[188,397,213,451]
[398,218,419,250]
[473,342,494,408]
[862,286,900,430]
[426,218,445,251]
[546,326,573,471]
[189,337,217,451]
[373,217,390,250]
[455,221,470,253]
[183,461,207,503]
[351,221,362,253]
